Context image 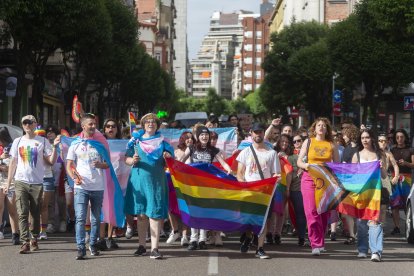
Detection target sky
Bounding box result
[187,0,261,60]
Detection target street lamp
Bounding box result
[332,73,339,126]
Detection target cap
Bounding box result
[196,126,210,138]
[21,115,37,124]
[251,122,266,132]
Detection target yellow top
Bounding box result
[308,138,333,164]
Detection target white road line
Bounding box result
[208,252,219,275]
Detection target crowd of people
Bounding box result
[0,113,411,262]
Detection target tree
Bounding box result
[328,13,414,126]
[261,21,332,119]
[205,88,226,116]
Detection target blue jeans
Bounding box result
[357,219,383,255]
[289,191,307,239]
[74,189,104,249]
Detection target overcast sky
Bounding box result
[187,0,261,60]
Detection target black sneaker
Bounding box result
[89,245,100,256]
[391,227,400,235]
[274,234,281,245]
[96,239,107,251]
[76,248,86,260]
[265,233,273,244]
[198,241,207,250]
[240,237,252,253]
[134,245,147,256]
[255,247,270,259]
[187,241,198,251]
[150,248,163,259]
[67,220,75,232]
[106,238,119,249]
[330,232,337,241]
[12,233,20,245]
[240,232,247,244]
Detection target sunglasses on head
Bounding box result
[22,119,34,125]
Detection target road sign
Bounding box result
[333,103,341,116]
[333,90,342,103]
[403,96,414,111]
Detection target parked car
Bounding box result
[406,184,414,244]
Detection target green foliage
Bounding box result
[261,21,332,117]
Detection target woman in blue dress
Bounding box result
[124,113,174,259]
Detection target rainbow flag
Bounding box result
[309,161,381,221]
[166,158,277,235]
[390,173,412,209]
[273,156,293,215]
[128,112,137,134]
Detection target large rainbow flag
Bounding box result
[390,173,412,209]
[309,161,381,221]
[166,158,277,235]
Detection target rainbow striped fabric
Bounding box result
[390,173,412,209]
[273,156,293,215]
[128,112,137,134]
[309,161,381,221]
[166,158,277,235]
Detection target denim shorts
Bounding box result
[43,177,56,192]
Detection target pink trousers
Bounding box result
[301,171,329,249]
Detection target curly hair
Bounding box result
[308,117,334,142]
[342,125,359,143]
[275,134,293,155]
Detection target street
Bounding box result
[0,214,413,276]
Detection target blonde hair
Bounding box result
[308,117,334,142]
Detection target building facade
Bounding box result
[173,0,190,92]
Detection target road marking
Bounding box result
[208,253,219,275]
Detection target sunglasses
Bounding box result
[293,139,302,143]
[105,124,116,129]
[378,139,387,143]
[22,120,34,125]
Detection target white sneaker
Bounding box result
[125,227,133,239]
[0,231,4,240]
[181,236,189,246]
[39,231,48,240]
[166,231,180,244]
[46,224,56,234]
[214,233,223,246]
[312,248,320,256]
[371,253,381,262]
[320,247,327,252]
[357,252,367,258]
[220,232,226,238]
[59,221,67,233]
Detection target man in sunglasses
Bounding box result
[4,115,59,254]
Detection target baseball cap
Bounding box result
[21,115,37,124]
[251,122,266,132]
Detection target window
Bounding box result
[256,31,262,38]
[256,45,262,52]
[244,70,252,78]
[244,84,253,91]
[244,57,252,64]
[244,44,253,51]
[256,57,262,64]
[255,71,262,79]
[244,31,253,38]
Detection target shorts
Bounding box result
[64,180,73,194]
[43,177,56,192]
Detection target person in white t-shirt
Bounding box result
[66,114,109,260]
[236,122,281,259]
[4,115,59,254]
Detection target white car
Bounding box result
[406,184,414,243]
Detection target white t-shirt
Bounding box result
[236,146,281,182]
[10,136,52,184]
[67,141,105,191]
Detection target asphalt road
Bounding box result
[0,213,413,276]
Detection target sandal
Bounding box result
[344,237,356,245]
